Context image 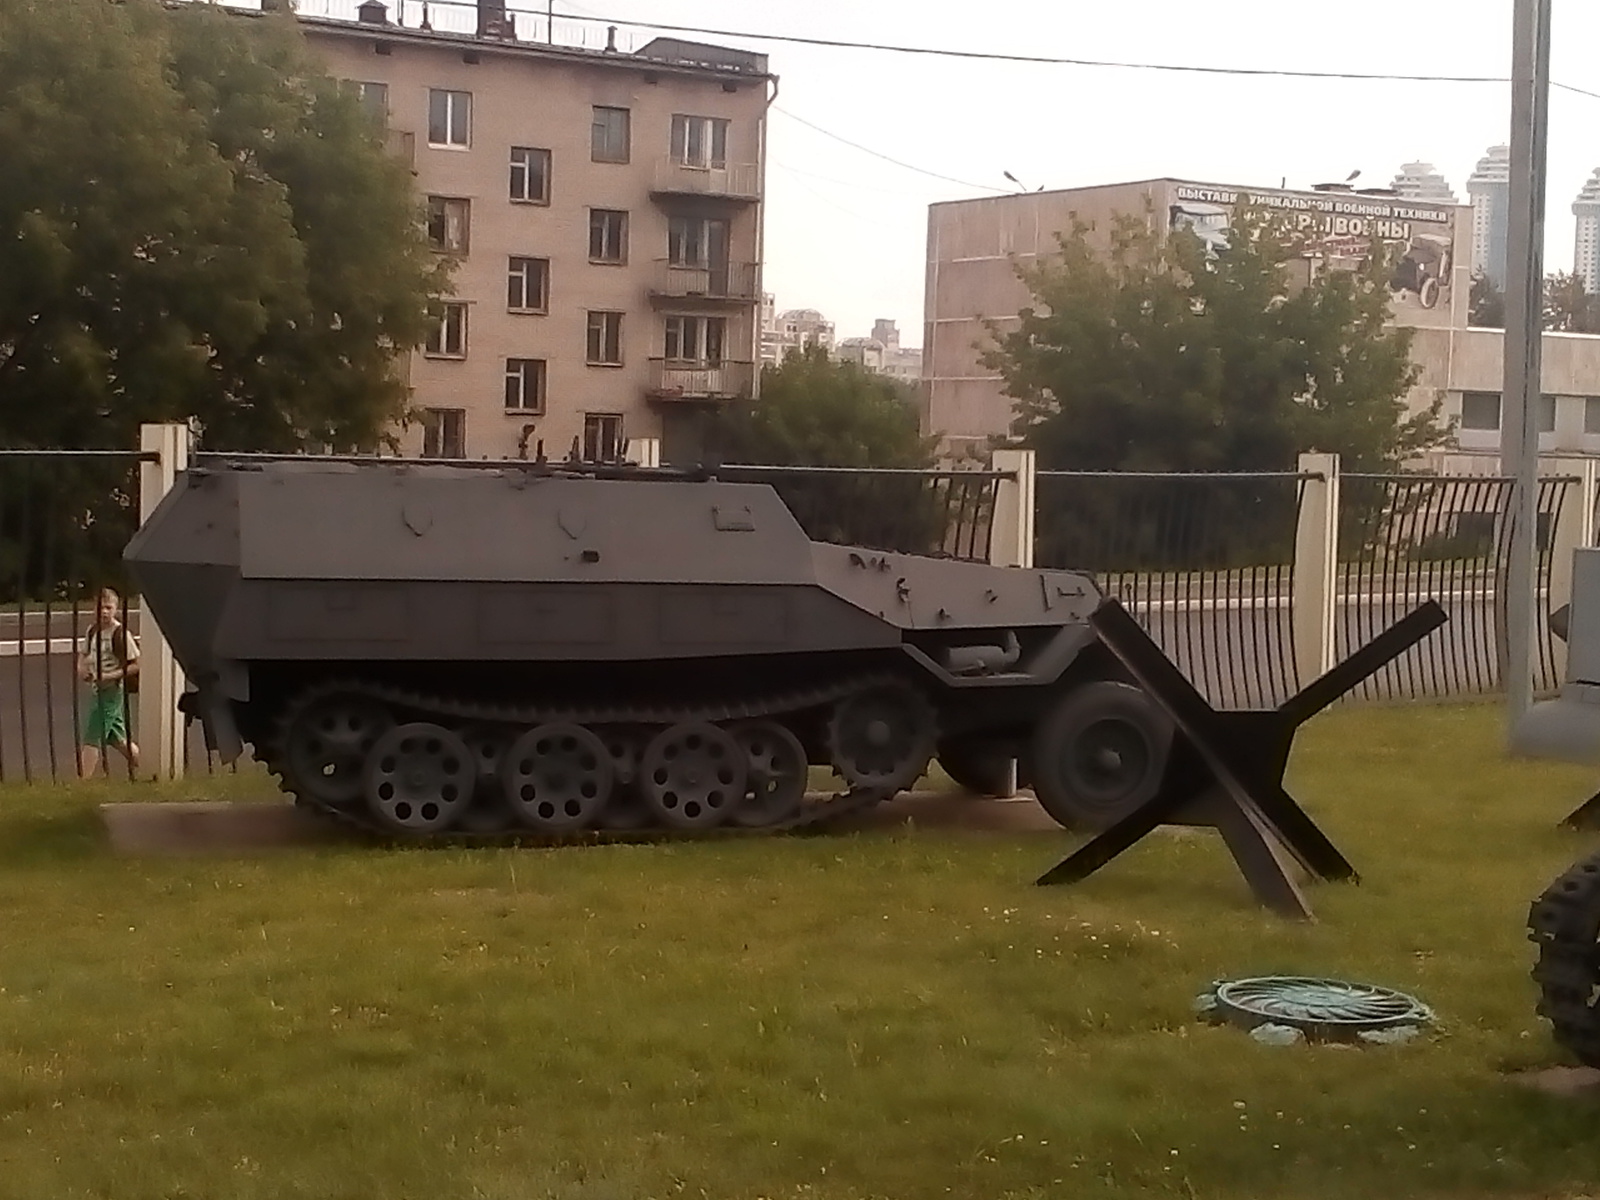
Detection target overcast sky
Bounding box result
[282,0,1600,346]
[557,0,1600,347]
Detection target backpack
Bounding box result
[111,626,139,695]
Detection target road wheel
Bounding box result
[936,738,1018,798]
[1027,681,1173,831]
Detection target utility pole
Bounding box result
[1502,0,1552,725]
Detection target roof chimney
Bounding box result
[477,0,515,39]
[356,0,389,24]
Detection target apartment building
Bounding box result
[297,0,774,465]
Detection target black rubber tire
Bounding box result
[1027,680,1173,831]
[936,738,1018,799]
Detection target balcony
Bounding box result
[646,358,756,403]
[650,159,761,202]
[648,260,760,304]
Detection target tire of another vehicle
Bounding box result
[936,738,1019,799]
[1027,680,1174,831]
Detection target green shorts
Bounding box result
[83,685,129,747]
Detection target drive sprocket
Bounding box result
[825,680,937,792]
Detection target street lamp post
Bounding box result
[1502,0,1553,726]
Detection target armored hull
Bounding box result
[125,459,1174,840]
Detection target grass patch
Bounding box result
[5,705,1600,1198]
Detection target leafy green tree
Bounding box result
[0,0,447,453]
[983,207,1443,475]
[1470,271,1507,329]
[1544,271,1600,333]
[711,344,934,467]
[708,346,957,554]
[982,207,1446,569]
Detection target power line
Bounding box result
[772,108,1008,193]
[503,4,1600,96]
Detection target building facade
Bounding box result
[297,2,774,465]
[837,320,922,384]
[1575,168,1600,297]
[924,177,1471,457]
[1390,161,1459,205]
[1467,144,1511,289]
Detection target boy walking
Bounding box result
[78,587,140,778]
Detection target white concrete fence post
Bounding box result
[1292,452,1341,689]
[137,423,190,782]
[989,448,1036,569]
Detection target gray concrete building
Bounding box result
[1391,161,1459,205]
[1467,144,1511,288]
[296,0,774,465]
[1575,169,1600,297]
[923,175,1600,462]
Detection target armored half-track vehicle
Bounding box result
[124,457,1175,841]
[1515,547,1600,1065]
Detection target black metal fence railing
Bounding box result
[0,450,148,784]
[1335,473,1573,702]
[716,465,1007,563]
[1034,471,1309,709]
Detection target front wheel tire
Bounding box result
[1027,681,1173,831]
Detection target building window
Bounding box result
[668,216,728,267]
[507,257,549,312]
[426,196,470,254]
[583,413,624,463]
[425,303,467,358]
[1585,397,1600,435]
[344,80,388,123]
[664,315,725,364]
[505,358,546,413]
[1460,391,1500,431]
[1541,393,1558,433]
[588,209,628,264]
[427,89,471,148]
[586,311,624,365]
[509,147,551,204]
[670,114,728,169]
[422,408,466,458]
[591,106,630,163]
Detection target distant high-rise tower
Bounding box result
[1466,144,1511,288]
[1390,162,1459,205]
[1576,170,1600,296]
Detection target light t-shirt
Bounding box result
[81,623,138,685]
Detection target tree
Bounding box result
[1467,270,1600,333]
[710,344,934,467]
[983,207,1444,476]
[1544,271,1600,333]
[1470,271,1506,328]
[0,0,448,453]
[982,207,1446,570]
[706,346,955,554]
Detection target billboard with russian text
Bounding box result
[1164,181,1464,329]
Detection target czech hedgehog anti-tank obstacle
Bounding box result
[124,455,1179,840]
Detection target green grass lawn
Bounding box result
[7,704,1600,1199]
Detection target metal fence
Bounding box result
[0,450,141,783]
[717,465,1006,562]
[1035,471,1308,709]
[1333,473,1572,702]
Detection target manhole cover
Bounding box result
[1195,976,1434,1045]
